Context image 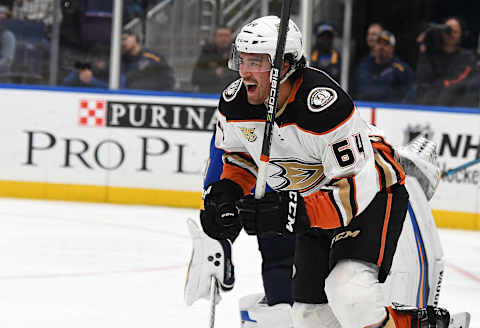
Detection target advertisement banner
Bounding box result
[0,88,218,206]
[1,87,479,229]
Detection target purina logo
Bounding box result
[78,99,216,131]
[79,99,106,127]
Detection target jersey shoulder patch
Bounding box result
[307,87,338,112]
[222,78,243,102]
[218,80,265,121]
[282,67,355,134]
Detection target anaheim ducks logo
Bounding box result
[223,78,242,102]
[268,159,325,192]
[307,87,338,112]
[239,127,257,142]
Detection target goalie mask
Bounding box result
[228,16,305,80]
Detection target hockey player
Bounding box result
[185,16,470,328]
[185,135,465,327]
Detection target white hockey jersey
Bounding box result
[215,67,405,229]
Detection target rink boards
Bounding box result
[0,85,479,230]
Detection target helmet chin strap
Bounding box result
[280,65,297,84]
[271,58,304,84]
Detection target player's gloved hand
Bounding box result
[184,219,235,306]
[200,179,244,242]
[237,191,310,236]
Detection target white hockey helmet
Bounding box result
[228,16,304,73]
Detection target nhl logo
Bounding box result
[223,78,243,102]
[403,124,434,145]
[307,87,338,112]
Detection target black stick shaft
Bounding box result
[255,0,293,199]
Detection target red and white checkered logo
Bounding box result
[79,99,106,127]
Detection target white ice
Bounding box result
[0,198,478,327]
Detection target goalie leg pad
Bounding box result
[291,302,341,328]
[184,219,234,306]
[325,259,387,328]
[384,177,444,307]
[239,293,293,328]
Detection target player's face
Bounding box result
[238,53,272,105]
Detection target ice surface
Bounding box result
[0,198,478,327]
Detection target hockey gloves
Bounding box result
[184,219,235,306]
[200,179,244,242]
[237,191,310,236]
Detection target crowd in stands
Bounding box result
[352,28,413,103]
[351,18,479,108]
[1,0,480,109]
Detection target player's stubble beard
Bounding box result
[243,71,270,106]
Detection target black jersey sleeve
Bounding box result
[284,67,356,134]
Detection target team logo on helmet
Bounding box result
[239,127,257,142]
[307,87,338,112]
[223,78,243,102]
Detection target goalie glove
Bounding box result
[184,219,235,306]
[396,136,441,201]
[236,191,310,236]
[201,179,244,242]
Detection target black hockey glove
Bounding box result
[200,179,244,242]
[236,191,310,236]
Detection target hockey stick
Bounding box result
[208,276,218,328]
[255,0,293,199]
[441,157,480,177]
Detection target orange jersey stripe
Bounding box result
[304,191,342,229]
[377,192,393,267]
[221,163,256,195]
[287,75,304,104]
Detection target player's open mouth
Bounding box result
[245,82,257,93]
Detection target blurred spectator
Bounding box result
[415,17,476,107]
[353,30,413,103]
[191,26,237,94]
[0,5,16,83]
[352,23,383,97]
[310,23,341,82]
[0,1,10,14]
[366,23,384,55]
[63,46,125,89]
[121,30,174,91]
[11,0,62,35]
